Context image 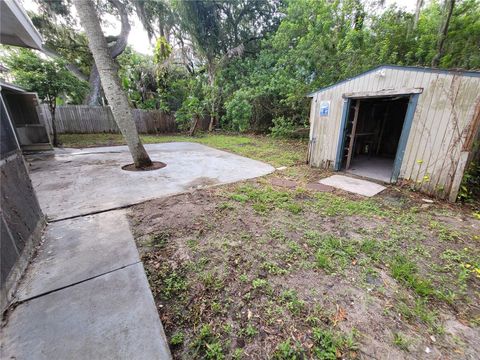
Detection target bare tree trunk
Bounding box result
[84,0,131,105]
[50,103,58,147]
[190,115,199,136]
[207,63,216,132]
[74,0,152,168]
[413,0,424,30]
[85,65,102,105]
[432,0,455,67]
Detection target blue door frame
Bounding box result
[334,99,351,171]
[334,94,419,182]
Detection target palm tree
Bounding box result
[73,0,152,168]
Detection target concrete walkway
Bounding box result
[1,210,171,360]
[1,143,274,359]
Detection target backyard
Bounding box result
[62,133,480,359]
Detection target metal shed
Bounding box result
[307,65,480,201]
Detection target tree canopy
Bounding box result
[1,0,479,136]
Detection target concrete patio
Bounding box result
[27,142,275,220]
[1,143,274,359]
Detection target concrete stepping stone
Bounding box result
[319,175,386,197]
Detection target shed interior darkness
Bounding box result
[341,96,409,182]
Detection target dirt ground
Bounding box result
[129,166,480,359]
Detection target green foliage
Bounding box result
[175,95,206,130]
[273,340,305,360]
[153,36,173,64]
[224,90,252,132]
[192,324,225,359]
[170,332,184,346]
[458,160,480,202]
[270,116,297,138]
[229,184,303,215]
[28,0,480,135]
[2,48,88,107]
[311,328,338,360]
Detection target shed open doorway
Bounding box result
[339,95,410,183]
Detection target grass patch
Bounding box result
[312,192,386,217]
[390,255,434,298]
[229,183,302,214]
[58,133,307,167]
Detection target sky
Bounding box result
[21,0,419,55]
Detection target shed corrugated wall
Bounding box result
[308,66,480,200]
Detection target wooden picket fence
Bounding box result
[36,104,180,134]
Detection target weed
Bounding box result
[200,271,225,291]
[312,193,385,217]
[280,289,305,315]
[272,340,305,360]
[312,234,358,272]
[162,271,188,299]
[429,221,461,242]
[393,332,410,351]
[244,324,258,337]
[229,184,300,215]
[315,252,332,271]
[186,238,198,250]
[269,228,287,241]
[262,261,288,275]
[149,231,170,248]
[232,348,244,360]
[217,201,235,210]
[312,328,337,360]
[252,278,268,289]
[192,324,225,360]
[170,332,184,346]
[397,298,439,332]
[360,238,382,261]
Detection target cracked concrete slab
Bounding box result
[16,210,139,301]
[26,142,275,220]
[1,263,170,360]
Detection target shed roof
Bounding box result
[0,81,27,94]
[307,65,480,97]
[0,0,43,50]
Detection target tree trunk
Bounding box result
[413,0,424,31]
[74,0,152,168]
[84,0,131,105]
[207,62,216,132]
[432,0,455,67]
[50,104,58,147]
[85,64,102,105]
[189,115,200,137]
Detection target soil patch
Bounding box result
[129,174,480,359]
[122,161,166,171]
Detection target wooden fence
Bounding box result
[37,104,182,134]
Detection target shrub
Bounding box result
[270,116,297,138]
[224,89,252,132]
